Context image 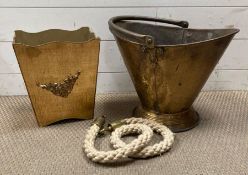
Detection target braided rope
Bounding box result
[83,117,174,163]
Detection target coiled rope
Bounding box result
[83,116,175,163]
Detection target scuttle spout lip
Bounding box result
[156,28,240,47]
[109,15,240,48]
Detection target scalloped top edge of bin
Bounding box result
[13,27,99,46]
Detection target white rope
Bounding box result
[83,117,175,163]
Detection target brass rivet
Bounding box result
[147,38,153,44]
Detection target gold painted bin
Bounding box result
[109,16,239,132]
[13,27,100,126]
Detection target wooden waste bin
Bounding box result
[13,27,100,126]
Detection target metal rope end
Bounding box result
[92,116,106,129]
[99,120,126,134]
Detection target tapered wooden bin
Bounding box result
[13,27,100,126]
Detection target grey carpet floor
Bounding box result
[0,91,248,175]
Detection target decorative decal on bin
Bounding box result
[37,71,81,97]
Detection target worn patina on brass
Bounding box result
[109,16,239,132]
